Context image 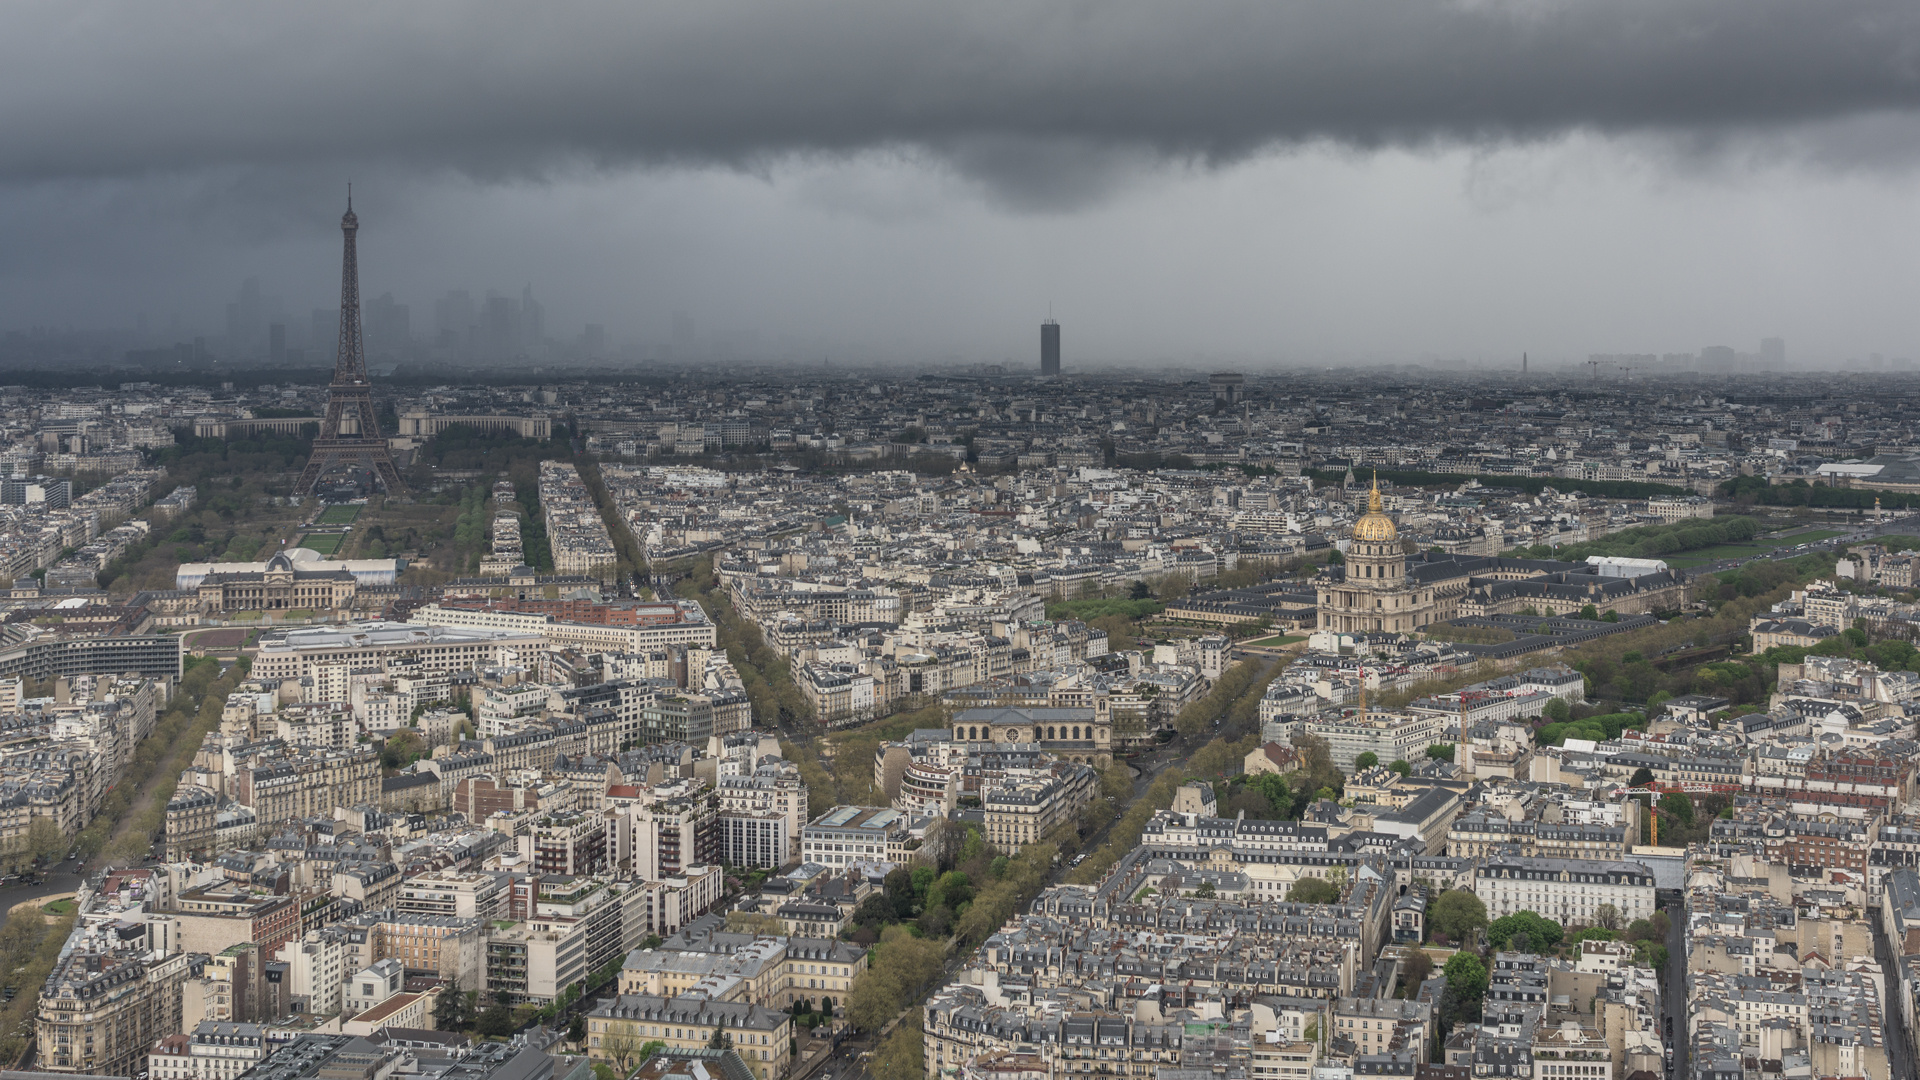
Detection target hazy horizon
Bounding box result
[8,1,1920,369]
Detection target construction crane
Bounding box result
[1586,358,1601,382]
[1621,366,1632,382]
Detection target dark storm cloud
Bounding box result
[5,0,1920,206]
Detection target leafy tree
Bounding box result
[1425,743,1455,763]
[1442,952,1488,1018]
[1487,911,1564,954]
[1193,881,1217,899]
[1542,698,1572,723]
[1579,604,1600,620]
[1400,948,1433,991]
[926,870,973,912]
[379,729,427,771]
[434,976,470,1030]
[1129,580,1153,601]
[884,866,919,919]
[1660,791,1696,827]
[1286,877,1341,904]
[569,1014,586,1042]
[871,1025,925,1080]
[916,905,954,937]
[1629,767,1655,788]
[474,1003,517,1037]
[847,925,947,1031]
[1222,782,1274,818]
[1354,751,1379,770]
[853,894,895,928]
[1592,904,1621,931]
[1290,732,1342,795]
[1428,890,1489,943]
[25,817,63,866]
[956,828,986,868]
[1387,759,1412,777]
[708,1021,732,1049]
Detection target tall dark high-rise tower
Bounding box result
[1040,319,1061,376]
[295,196,406,496]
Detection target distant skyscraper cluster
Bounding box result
[433,285,545,363]
[1041,318,1061,376]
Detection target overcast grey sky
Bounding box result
[6,0,1920,367]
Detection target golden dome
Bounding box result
[1353,477,1397,543]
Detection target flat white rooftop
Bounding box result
[260,621,545,650]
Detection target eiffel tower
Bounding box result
[295,193,406,496]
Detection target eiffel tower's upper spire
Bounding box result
[334,193,365,386]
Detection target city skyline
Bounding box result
[7,3,1920,367]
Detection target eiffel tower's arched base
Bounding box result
[297,438,406,496]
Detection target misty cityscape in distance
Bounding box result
[13,6,1920,1080]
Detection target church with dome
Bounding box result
[1319,480,1448,634]
[1318,478,1689,634]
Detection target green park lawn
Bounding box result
[1774,528,1846,543]
[316,505,361,525]
[299,533,345,555]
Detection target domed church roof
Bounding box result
[1352,475,1398,543]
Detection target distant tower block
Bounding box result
[1040,319,1061,376]
[1761,337,1786,368]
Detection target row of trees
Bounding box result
[441,484,493,574]
[576,457,652,584]
[71,655,252,863]
[0,892,80,1062]
[1506,515,1760,562]
[1172,658,1281,740]
[676,560,813,728]
[844,924,956,1029]
[1306,468,1689,501]
[409,422,572,482]
[511,473,555,572]
[1722,475,1920,510]
[1070,671,1291,887]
